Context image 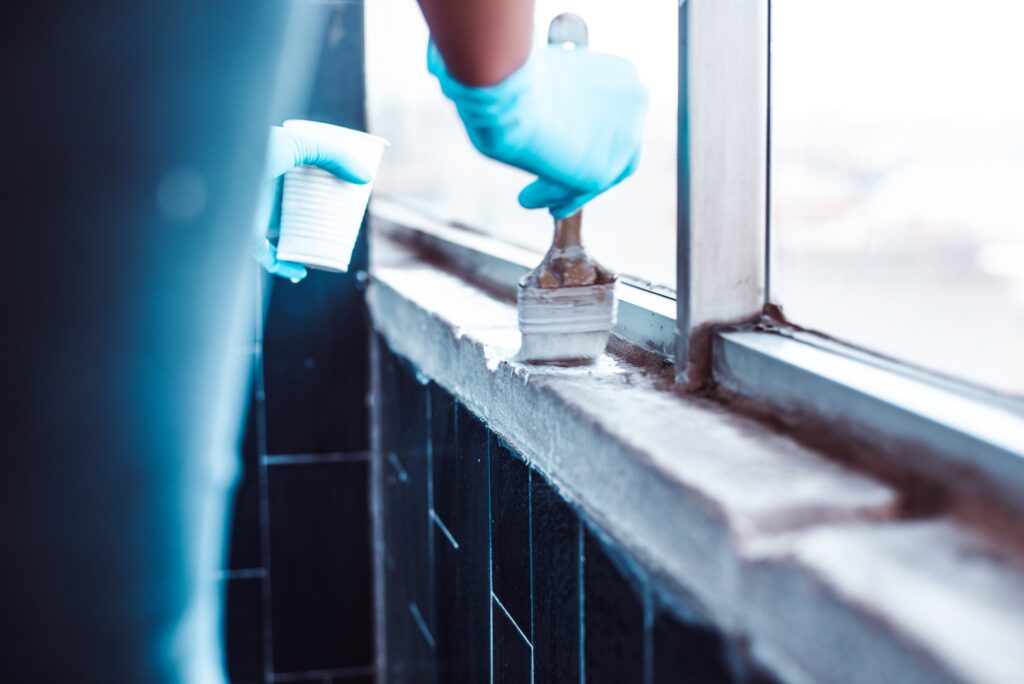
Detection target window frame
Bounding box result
[368,0,1024,517]
[679,0,1024,515]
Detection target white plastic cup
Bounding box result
[276,119,388,272]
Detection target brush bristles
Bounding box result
[518,331,610,363]
[516,281,617,364]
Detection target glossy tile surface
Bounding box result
[584,529,646,684]
[493,599,532,684]
[429,386,458,532]
[379,348,435,684]
[223,577,264,684]
[531,473,581,684]
[432,407,490,683]
[653,606,733,684]
[491,441,532,635]
[263,269,369,455]
[268,460,373,673]
[379,341,428,454]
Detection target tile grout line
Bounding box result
[262,451,372,466]
[215,568,267,581]
[488,429,495,684]
[528,468,535,684]
[368,335,387,684]
[579,519,585,684]
[386,451,409,482]
[430,509,460,550]
[408,602,437,649]
[492,592,533,651]
[426,386,435,639]
[644,583,654,684]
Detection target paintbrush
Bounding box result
[518,208,617,363]
[517,14,618,364]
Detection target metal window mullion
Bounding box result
[676,0,770,386]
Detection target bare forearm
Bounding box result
[417,0,534,86]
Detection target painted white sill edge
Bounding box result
[367,246,1024,684]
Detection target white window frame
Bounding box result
[370,0,1024,517]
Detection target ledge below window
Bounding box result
[368,224,1024,684]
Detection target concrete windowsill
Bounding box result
[368,236,1024,684]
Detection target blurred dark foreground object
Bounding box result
[1,3,285,681]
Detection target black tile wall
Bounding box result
[491,441,532,636]
[274,676,374,684]
[226,375,262,571]
[262,269,369,455]
[584,529,646,684]
[425,380,456,655]
[429,382,457,471]
[531,473,581,684]
[748,664,785,684]
[267,460,373,674]
[375,341,785,684]
[225,470,262,571]
[380,350,435,684]
[433,405,491,683]
[224,577,264,684]
[379,337,428,454]
[653,605,734,684]
[493,600,532,684]
[429,391,459,536]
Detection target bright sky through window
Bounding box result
[366,0,678,288]
[771,0,1024,395]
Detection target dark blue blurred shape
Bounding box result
[2,3,286,681]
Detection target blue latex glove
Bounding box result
[254,125,372,282]
[428,42,648,218]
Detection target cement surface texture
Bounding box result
[368,243,1024,684]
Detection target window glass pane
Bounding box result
[771,0,1024,395]
[366,0,677,289]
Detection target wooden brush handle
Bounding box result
[552,211,583,249]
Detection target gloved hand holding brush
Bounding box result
[427,36,648,219]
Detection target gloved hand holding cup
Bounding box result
[255,120,388,281]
